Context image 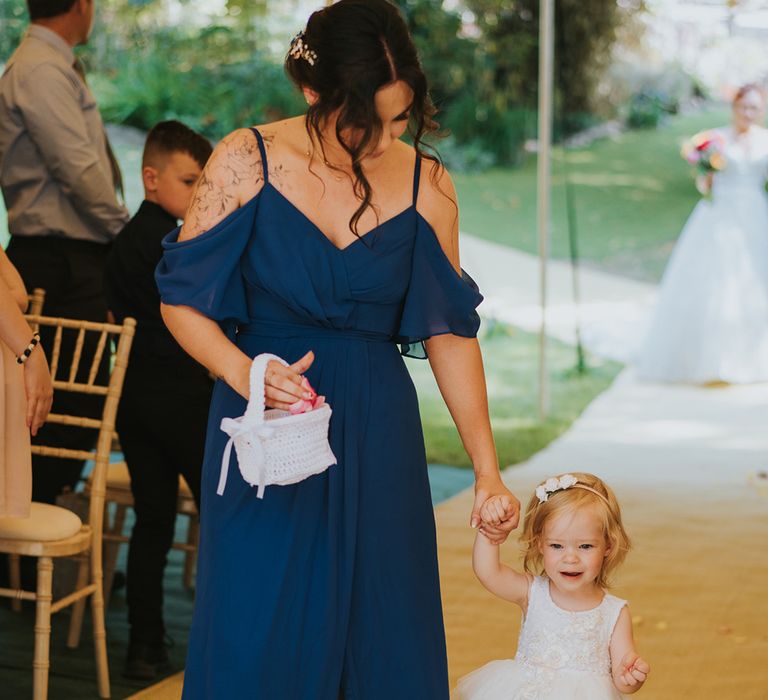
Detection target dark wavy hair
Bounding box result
[143,120,213,170]
[285,0,442,236]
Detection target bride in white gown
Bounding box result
[636,85,768,384]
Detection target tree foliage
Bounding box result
[0,0,27,60]
[461,0,645,120]
[0,0,646,168]
[394,0,645,164]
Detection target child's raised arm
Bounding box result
[473,521,531,608]
[609,606,650,694]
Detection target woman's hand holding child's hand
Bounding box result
[619,651,650,688]
[471,477,520,545]
[480,494,513,526]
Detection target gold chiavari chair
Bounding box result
[96,465,199,604]
[27,287,46,316]
[0,315,135,699]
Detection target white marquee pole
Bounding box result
[537,0,554,420]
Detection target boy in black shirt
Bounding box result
[104,121,213,680]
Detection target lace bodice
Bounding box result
[516,576,626,676]
[712,126,768,197]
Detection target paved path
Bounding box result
[132,369,768,700]
[438,368,768,699]
[460,234,657,362]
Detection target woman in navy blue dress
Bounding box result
[156,1,520,697]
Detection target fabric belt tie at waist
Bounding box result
[237,320,392,343]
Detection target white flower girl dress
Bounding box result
[453,576,626,700]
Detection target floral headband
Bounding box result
[535,474,610,506]
[289,31,318,67]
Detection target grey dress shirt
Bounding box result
[0,25,129,243]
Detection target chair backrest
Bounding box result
[27,288,46,316]
[23,315,136,546]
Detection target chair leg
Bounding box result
[103,504,127,605]
[9,554,22,613]
[66,554,90,649]
[183,515,199,590]
[33,557,53,700]
[91,561,111,698]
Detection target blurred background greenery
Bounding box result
[0,0,715,272]
[2,0,673,169]
[0,0,751,467]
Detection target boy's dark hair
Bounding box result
[142,120,213,170]
[27,0,77,21]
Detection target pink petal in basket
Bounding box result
[289,378,326,415]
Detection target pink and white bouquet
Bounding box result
[681,130,726,197]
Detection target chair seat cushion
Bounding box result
[106,461,132,490]
[0,502,83,541]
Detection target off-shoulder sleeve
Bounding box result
[155,197,259,327]
[395,217,483,359]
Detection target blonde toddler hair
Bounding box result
[520,472,630,588]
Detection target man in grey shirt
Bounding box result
[0,0,130,505]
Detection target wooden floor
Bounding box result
[128,674,183,699]
[0,510,195,700]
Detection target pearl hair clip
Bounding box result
[289,31,318,67]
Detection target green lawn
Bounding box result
[3,115,659,469]
[408,325,621,469]
[2,106,729,278]
[453,105,730,281]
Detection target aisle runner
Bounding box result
[438,370,768,699]
[132,370,768,700]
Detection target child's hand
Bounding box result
[619,651,650,687]
[472,477,520,544]
[480,495,514,526]
[478,493,518,544]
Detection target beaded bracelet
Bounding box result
[16,333,41,365]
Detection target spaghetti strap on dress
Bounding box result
[157,128,482,699]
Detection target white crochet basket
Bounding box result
[217,353,336,498]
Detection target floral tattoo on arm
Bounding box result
[180,129,266,240]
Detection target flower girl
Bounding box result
[454,473,649,699]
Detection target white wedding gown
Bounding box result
[636,125,768,384]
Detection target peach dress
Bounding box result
[0,339,31,517]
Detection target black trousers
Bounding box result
[6,236,111,504]
[116,369,211,643]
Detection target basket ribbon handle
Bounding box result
[217,353,288,498]
[244,353,288,423]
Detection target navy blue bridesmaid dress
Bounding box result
[156,129,482,699]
